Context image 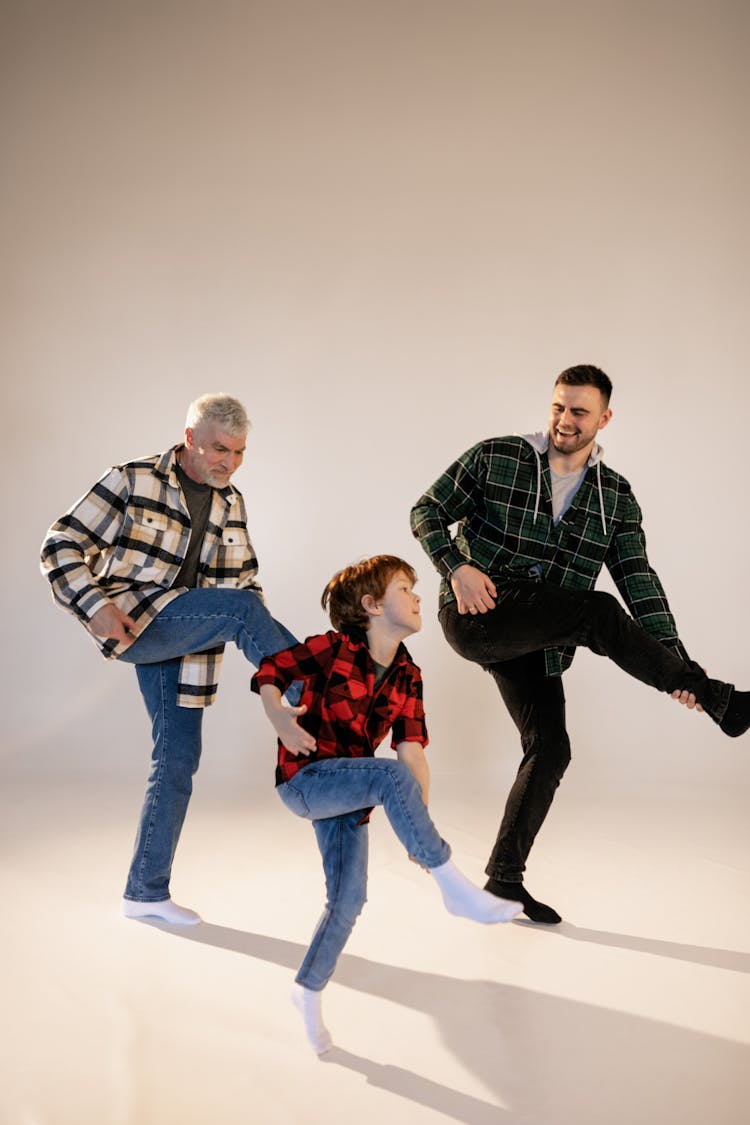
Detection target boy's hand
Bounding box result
[269,704,317,756]
[670,688,704,712]
[671,667,707,713]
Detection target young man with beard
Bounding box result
[411,364,750,923]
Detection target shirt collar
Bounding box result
[341,627,412,666]
[155,444,240,505]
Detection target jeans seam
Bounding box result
[297,758,445,868]
[489,753,536,879]
[299,818,345,988]
[127,602,294,673]
[386,762,435,867]
[372,759,444,869]
[134,664,169,900]
[283,780,310,817]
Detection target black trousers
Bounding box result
[439,580,733,882]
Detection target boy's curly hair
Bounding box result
[321,555,417,632]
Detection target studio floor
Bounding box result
[2,764,748,1125]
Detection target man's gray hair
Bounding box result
[186,393,249,436]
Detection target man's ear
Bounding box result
[597,408,613,433]
[184,426,195,450]
[361,593,380,618]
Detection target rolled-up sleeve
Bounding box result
[410,442,487,579]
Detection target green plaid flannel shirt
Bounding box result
[410,434,688,676]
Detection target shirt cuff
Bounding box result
[436,549,470,580]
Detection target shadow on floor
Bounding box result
[516,918,750,974]
[145,921,749,1125]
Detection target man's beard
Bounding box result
[550,426,590,453]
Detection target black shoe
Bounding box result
[719,689,750,738]
[485,879,562,924]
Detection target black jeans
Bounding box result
[439,580,733,882]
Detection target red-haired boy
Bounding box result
[252,555,521,1053]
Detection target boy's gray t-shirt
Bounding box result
[372,659,390,686]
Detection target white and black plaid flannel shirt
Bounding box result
[41,445,262,707]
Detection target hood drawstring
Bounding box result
[532,446,542,525]
[520,431,607,532]
[596,462,607,534]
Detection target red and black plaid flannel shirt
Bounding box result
[251,629,429,786]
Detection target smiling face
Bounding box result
[181,420,247,488]
[548,383,612,459]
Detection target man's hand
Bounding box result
[88,604,137,646]
[451,564,497,615]
[671,688,704,713]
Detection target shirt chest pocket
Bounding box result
[221,527,247,551]
[326,673,368,724]
[123,509,181,556]
[210,525,252,581]
[109,508,183,582]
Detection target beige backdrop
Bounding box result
[3,0,748,801]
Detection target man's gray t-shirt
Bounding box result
[174,463,214,588]
[550,465,586,526]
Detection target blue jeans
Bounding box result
[119,588,298,902]
[439,579,734,883]
[278,757,451,990]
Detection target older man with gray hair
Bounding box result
[41,394,299,924]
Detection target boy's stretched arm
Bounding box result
[395,741,430,806]
[258,685,316,756]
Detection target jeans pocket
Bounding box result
[277,780,310,818]
[496,581,540,608]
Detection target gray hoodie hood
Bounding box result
[520,430,608,533]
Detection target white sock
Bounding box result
[430,859,523,923]
[291,982,332,1054]
[121,897,201,926]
